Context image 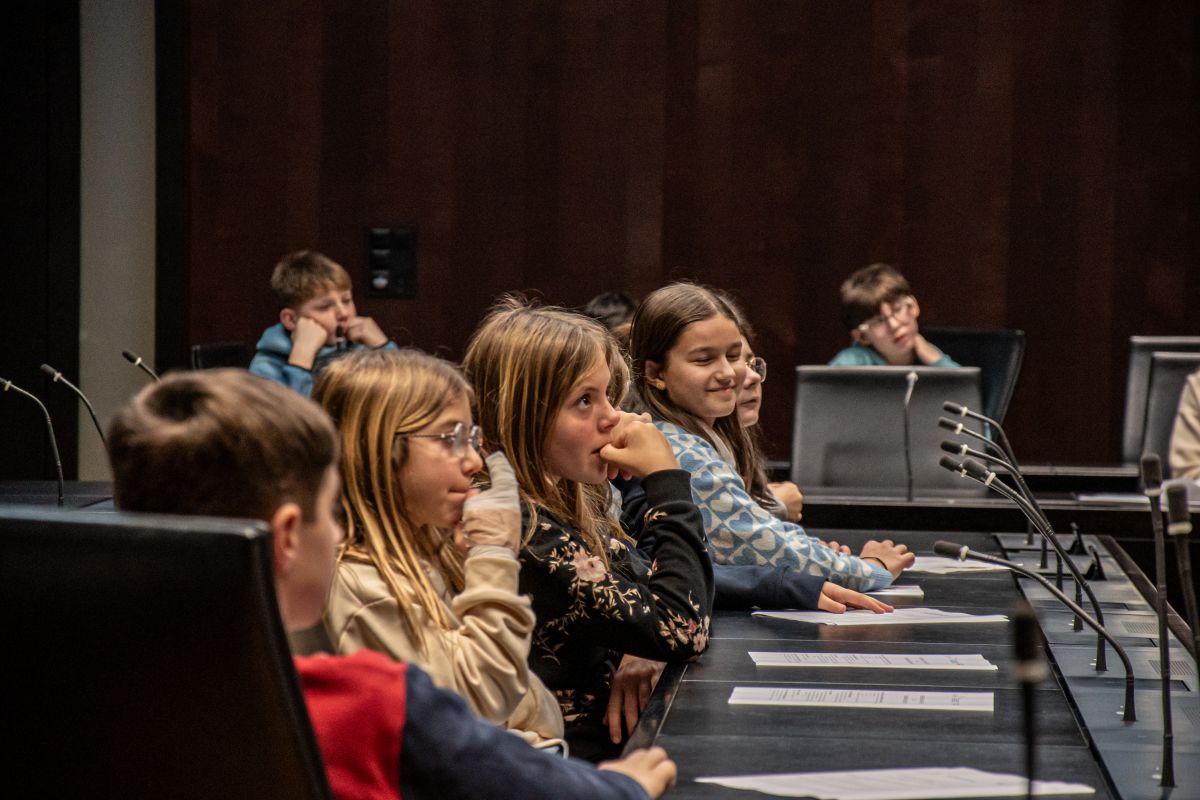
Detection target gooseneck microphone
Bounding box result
[903,371,918,502]
[1,378,65,506]
[40,364,107,454]
[940,456,1108,671]
[1141,456,1174,786]
[1013,601,1046,800]
[121,350,159,381]
[934,539,1136,722]
[943,402,1049,543]
[1165,484,1200,678]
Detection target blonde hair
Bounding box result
[463,296,628,563]
[629,282,756,487]
[312,348,469,651]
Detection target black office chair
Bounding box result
[1120,336,1200,463]
[191,340,250,369]
[0,507,332,800]
[790,366,985,495]
[923,326,1025,424]
[1139,352,1200,473]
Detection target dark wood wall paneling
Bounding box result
[177,1,1200,464]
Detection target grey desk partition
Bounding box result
[790,366,984,494]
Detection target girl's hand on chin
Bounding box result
[600,414,679,478]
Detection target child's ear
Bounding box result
[279,308,297,332]
[644,360,666,390]
[850,328,868,344]
[269,502,304,578]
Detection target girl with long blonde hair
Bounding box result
[311,347,563,747]
[463,298,713,762]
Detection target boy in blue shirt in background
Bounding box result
[250,250,395,395]
[830,263,959,368]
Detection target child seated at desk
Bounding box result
[106,369,675,800]
[830,263,959,368]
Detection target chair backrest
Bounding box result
[1140,352,1200,471]
[922,326,1025,423]
[1121,336,1200,462]
[790,366,985,495]
[191,340,250,370]
[0,507,332,800]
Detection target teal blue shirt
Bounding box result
[829,341,959,368]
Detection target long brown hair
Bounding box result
[463,296,627,563]
[628,282,756,488]
[715,290,771,501]
[312,348,469,651]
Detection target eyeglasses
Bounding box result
[745,356,767,383]
[396,421,482,458]
[856,296,916,334]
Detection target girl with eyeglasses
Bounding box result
[463,298,713,762]
[830,263,960,367]
[629,282,915,593]
[309,348,565,749]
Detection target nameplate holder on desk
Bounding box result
[729,686,995,712]
[868,584,924,597]
[749,652,998,671]
[906,556,1008,574]
[696,766,1095,799]
[752,608,1009,626]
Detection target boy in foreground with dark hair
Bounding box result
[830,263,959,367]
[249,249,396,396]
[107,369,675,800]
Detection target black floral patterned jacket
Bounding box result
[518,469,714,756]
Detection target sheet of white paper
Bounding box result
[752,607,1009,626]
[728,686,994,712]
[906,556,1008,574]
[696,766,1095,799]
[748,651,998,671]
[867,584,924,597]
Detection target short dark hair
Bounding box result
[581,290,638,332]
[108,370,338,521]
[839,263,912,329]
[270,250,353,310]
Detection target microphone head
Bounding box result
[943,401,966,416]
[938,455,964,474]
[39,363,61,380]
[121,350,138,364]
[937,416,964,433]
[933,540,967,559]
[940,440,968,456]
[1013,601,1039,662]
[1166,483,1192,535]
[960,458,992,481]
[1139,453,1163,494]
[1012,601,1046,683]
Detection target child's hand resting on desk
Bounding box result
[605,654,667,744]
[599,746,677,799]
[600,412,678,479]
[859,539,916,578]
[818,582,894,614]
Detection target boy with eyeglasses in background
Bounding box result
[829,263,959,367]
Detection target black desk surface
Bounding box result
[629,530,1200,799]
[0,480,113,509]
